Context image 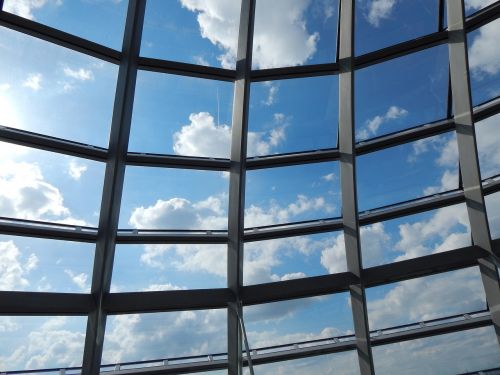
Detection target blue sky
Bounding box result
[0,0,500,373]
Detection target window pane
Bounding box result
[0,316,86,371]
[0,142,105,226]
[112,244,226,291]
[486,191,500,239]
[468,18,500,106]
[2,0,127,49]
[120,166,228,230]
[357,133,459,211]
[367,267,486,331]
[356,0,437,55]
[249,75,339,155]
[465,0,498,16]
[0,27,117,147]
[244,292,353,349]
[244,231,345,285]
[360,203,471,267]
[245,162,341,227]
[141,0,241,68]
[252,0,338,69]
[102,309,227,364]
[0,235,94,293]
[130,71,234,157]
[373,327,500,374]
[476,113,500,179]
[356,45,448,140]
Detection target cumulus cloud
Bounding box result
[469,18,500,78]
[172,112,287,158]
[262,82,279,106]
[357,106,408,140]
[2,0,54,20]
[67,160,88,181]
[180,0,319,69]
[0,241,38,290]
[63,67,94,81]
[64,269,89,292]
[22,73,42,91]
[465,0,497,11]
[364,0,397,27]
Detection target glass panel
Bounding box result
[373,327,500,375]
[486,191,500,239]
[0,316,86,371]
[366,267,486,331]
[355,45,448,140]
[360,203,471,267]
[244,292,353,349]
[102,309,227,364]
[249,351,360,375]
[465,0,498,16]
[476,113,500,179]
[0,235,94,293]
[130,71,234,157]
[243,231,345,285]
[468,18,500,106]
[141,0,241,68]
[112,244,226,291]
[120,166,228,230]
[245,162,341,227]
[355,0,437,55]
[2,0,127,49]
[252,0,339,69]
[357,132,459,211]
[0,27,117,147]
[249,75,339,155]
[0,142,105,226]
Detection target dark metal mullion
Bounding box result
[438,0,445,31]
[81,1,146,374]
[227,0,255,374]
[338,1,375,374]
[446,0,500,345]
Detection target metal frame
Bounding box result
[0,0,499,374]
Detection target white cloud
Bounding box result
[469,18,500,78]
[142,283,186,292]
[357,105,408,140]
[0,241,38,290]
[3,0,50,20]
[465,0,497,11]
[0,83,10,91]
[180,0,319,69]
[172,111,286,158]
[64,269,89,292]
[63,67,94,81]
[67,160,88,181]
[193,55,209,66]
[365,0,397,27]
[322,172,336,181]
[476,113,500,177]
[22,73,42,91]
[262,82,279,106]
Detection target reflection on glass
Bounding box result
[0,235,94,293]
[0,27,118,147]
[102,309,227,364]
[120,166,228,230]
[244,293,353,349]
[468,18,500,106]
[366,267,485,331]
[356,45,448,140]
[360,203,471,267]
[141,0,241,67]
[0,315,86,371]
[373,327,500,374]
[355,0,437,55]
[244,231,345,285]
[357,133,459,211]
[252,0,338,69]
[112,244,226,291]
[245,162,341,227]
[130,71,233,156]
[2,0,127,49]
[249,75,339,155]
[476,113,500,179]
[0,142,105,226]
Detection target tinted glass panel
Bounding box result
[476,113,500,179]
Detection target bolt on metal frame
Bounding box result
[0,0,498,374]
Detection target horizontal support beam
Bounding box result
[0,11,120,64]
[465,0,500,32]
[0,219,97,242]
[0,125,108,161]
[251,62,339,82]
[246,149,340,170]
[138,57,236,82]
[126,152,230,171]
[0,291,93,315]
[104,289,234,314]
[116,230,228,244]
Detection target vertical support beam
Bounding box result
[338,1,375,374]
[81,1,146,374]
[227,1,255,374]
[446,0,500,343]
